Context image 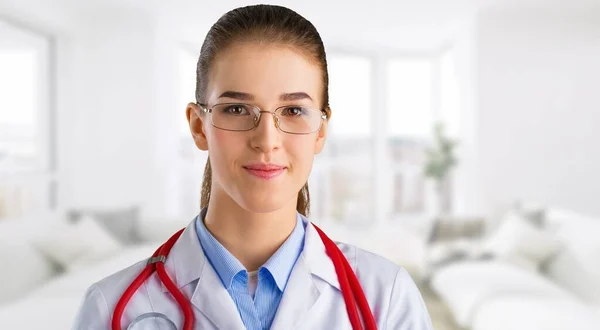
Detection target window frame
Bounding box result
[315,47,458,225]
[0,18,56,217]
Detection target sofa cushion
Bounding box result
[0,297,82,330]
[0,218,58,305]
[543,208,600,303]
[68,206,139,245]
[32,244,157,299]
[544,208,600,273]
[471,296,600,330]
[32,215,123,271]
[430,260,578,327]
[483,210,563,271]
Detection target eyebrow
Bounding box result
[218,91,313,102]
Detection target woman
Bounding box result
[73,5,433,330]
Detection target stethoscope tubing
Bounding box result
[112,225,377,330]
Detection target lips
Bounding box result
[243,163,287,180]
[243,163,286,171]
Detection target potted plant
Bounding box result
[424,122,458,215]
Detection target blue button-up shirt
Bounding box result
[195,212,305,330]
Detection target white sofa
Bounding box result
[430,206,600,330]
[0,212,189,329]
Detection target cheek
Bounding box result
[209,129,233,150]
[285,137,317,171]
[207,131,243,177]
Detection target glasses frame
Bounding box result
[196,102,328,135]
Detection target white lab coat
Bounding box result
[72,215,433,330]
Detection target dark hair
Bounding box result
[195,4,331,217]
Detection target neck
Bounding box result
[203,187,299,272]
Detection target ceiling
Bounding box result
[1,0,599,51]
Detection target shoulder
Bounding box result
[72,260,147,330]
[336,242,434,330]
[336,241,407,287]
[93,259,147,303]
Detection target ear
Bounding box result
[186,102,209,151]
[314,110,329,154]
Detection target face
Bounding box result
[187,43,328,213]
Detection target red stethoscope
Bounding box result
[112,223,377,330]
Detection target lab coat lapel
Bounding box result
[190,260,246,329]
[301,220,344,291]
[161,216,245,329]
[270,219,344,329]
[269,255,320,330]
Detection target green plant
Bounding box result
[424,122,458,181]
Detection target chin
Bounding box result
[234,194,290,214]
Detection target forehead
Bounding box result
[207,43,322,104]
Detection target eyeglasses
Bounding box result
[196,102,327,135]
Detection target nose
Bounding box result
[249,111,282,152]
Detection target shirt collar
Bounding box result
[195,207,305,291]
[262,214,305,290]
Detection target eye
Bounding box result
[223,104,251,115]
[281,106,306,117]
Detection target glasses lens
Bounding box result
[211,104,257,131]
[210,104,324,134]
[277,106,323,134]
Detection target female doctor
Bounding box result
[73,4,433,330]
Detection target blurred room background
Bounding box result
[1,0,599,329]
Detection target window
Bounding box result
[311,54,374,226]
[0,20,53,220]
[387,51,461,219]
[387,58,434,139]
[318,50,461,224]
[387,57,434,216]
[440,49,460,138]
[327,54,372,137]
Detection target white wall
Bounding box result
[152,14,200,218]
[472,8,600,217]
[0,2,202,219]
[5,1,600,220]
[16,6,168,217]
[56,9,201,219]
[448,19,480,217]
[58,11,164,216]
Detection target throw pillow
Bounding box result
[67,206,139,244]
[32,215,123,270]
[483,210,563,271]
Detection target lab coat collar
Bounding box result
[160,215,246,329]
[160,216,206,292]
[161,211,347,293]
[298,212,346,291]
[158,211,350,329]
[269,213,351,329]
